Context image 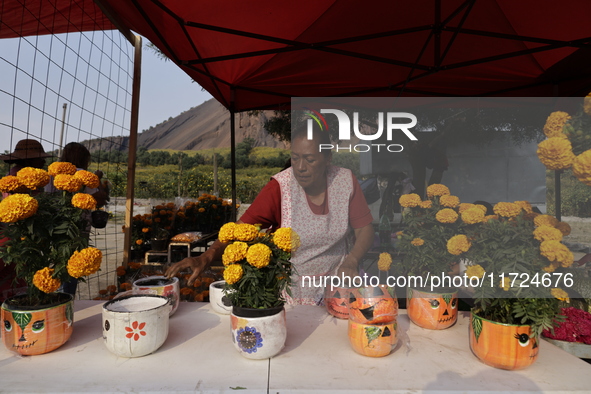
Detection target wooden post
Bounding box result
[555,170,561,221]
[230,88,237,221]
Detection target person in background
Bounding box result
[166,127,375,305]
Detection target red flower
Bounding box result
[543,307,591,344]
[124,321,147,341]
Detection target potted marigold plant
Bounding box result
[218,222,299,359]
[457,201,573,370]
[0,162,103,355]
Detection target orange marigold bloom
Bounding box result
[540,240,574,267]
[74,170,100,188]
[513,200,533,214]
[0,193,38,222]
[71,193,97,210]
[53,174,83,192]
[440,195,460,208]
[543,111,570,138]
[435,208,458,223]
[556,221,571,236]
[493,202,521,218]
[447,234,471,255]
[0,175,24,193]
[458,203,475,213]
[419,200,432,209]
[399,193,422,208]
[377,252,392,271]
[67,247,103,278]
[534,214,559,228]
[572,149,591,186]
[16,167,50,189]
[537,137,575,171]
[461,207,485,224]
[533,225,563,242]
[48,161,77,176]
[218,222,237,243]
[32,267,61,293]
[426,184,450,198]
[411,238,424,246]
[234,223,258,242]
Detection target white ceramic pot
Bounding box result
[102,295,171,358]
[230,305,286,360]
[133,276,180,316]
[209,280,233,315]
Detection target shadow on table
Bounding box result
[282,305,329,355]
[158,303,221,353]
[422,369,542,392]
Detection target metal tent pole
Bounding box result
[230,87,237,222]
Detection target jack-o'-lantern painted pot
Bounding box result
[470,311,539,370]
[1,293,73,356]
[348,319,398,357]
[348,285,398,325]
[325,286,354,319]
[407,287,458,330]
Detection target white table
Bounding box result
[1,301,591,393]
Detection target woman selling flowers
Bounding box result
[166,126,375,305]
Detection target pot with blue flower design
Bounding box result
[230,304,286,359]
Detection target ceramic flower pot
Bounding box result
[348,319,398,357]
[133,276,180,316]
[209,280,233,315]
[1,292,74,356]
[230,305,286,359]
[348,285,398,325]
[324,286,353,319]
[470,310,539,370]
[102,294,171,358]
[407,287,458,330]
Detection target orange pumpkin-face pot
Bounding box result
[348,285,398,325]
[325,286,353,319]
[1,293,74,356]
[470,311,539,370]
[407,287,457,330]
[348,319,397,357]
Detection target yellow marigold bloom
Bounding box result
[234,223,258,242]
[484,214,499,221]
[585,93,591,116]
[543,263,557,273]
[48,161,77,176]
[53,174,83,192]
[551,288,570,303]
[533,225,563,242]
[419,200,432,208]
[0,193,38,222]
[377,252,392,271]
[246,243,272,268]
[440,195,460,208]
[399,193,422,208]
[513,200,533,214]
[458,203,475,213]
[411,238,424,246]
[74,170,100,188]
[426,184,450,198]
[493,202,521,218]
[273,227,300,252]
[16,167,50,189]
[67,247,102,278]
[0,175,24,193]
[223,263,244,285]
[32,267,61,293]
[461,207,485,224]
[500,277,510,291]
[142,227,150,233]
[222,241,248,266]
[572,149,591,186]
[465,264,485,279]
[218,222,237,243]
[534,214,559,228]
[474,204,488,214]
[447,234,471,255]
[435,208,458,223]
[540,240,574,267]
[71,193,97,210]
[556,221,571,236]
[136,239,143,245]
[537,137,575,170]
[543,111,570,138]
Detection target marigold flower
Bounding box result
[513,200,533,214]
[0,175,24,193]
[234,223,258,242]
[461,207,485,224]
[198,207,205,213]
[572,149,591,186]
[223,263,243,285]
[142,227,150,233]
[222,242,248,266]
[500,277,510,291]
[218,222,237,243]
[540,240,574,267]
[377,252,392,271]
[32,267,61,293]
[411,238,424,246]
[556,221,571,236]
[74,170,100,188]
[399,193,422,208]
[543,111,571,138]
[273,227,300,252]
[533,225,563,242]
[48,162,77,176]
[136,239,143,245]
[435,208,458,223]
[465,264,485,279]
[67,247,102,278]
[0,193,38,222]
[458,203,475,213]
[16,167,50,189]
[71,193,97,210]
[426,184,450,198]
[543,262,559,273]
[534,214,559,228]
[447,234,471,255]
[551,288,570,303]
[440,195,460,208]
[53,174,84,192]
[419,200,432,209]
[246,243,272,268]
[493,202,521,218]
[585,93,591,116]
[537,137,575,170]
[474,204,488,214]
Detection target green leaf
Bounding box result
[442,294,452,306]
[365,326,382,346]
[13,312,32,331]
[472,313,483,343]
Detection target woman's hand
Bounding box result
[165,256,208,286]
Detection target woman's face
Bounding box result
[290,136,331,192]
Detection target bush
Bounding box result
[547,170,591,217]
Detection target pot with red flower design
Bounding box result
[230,305,286,359]
[102,294,171,358]
[132,275,180,316]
